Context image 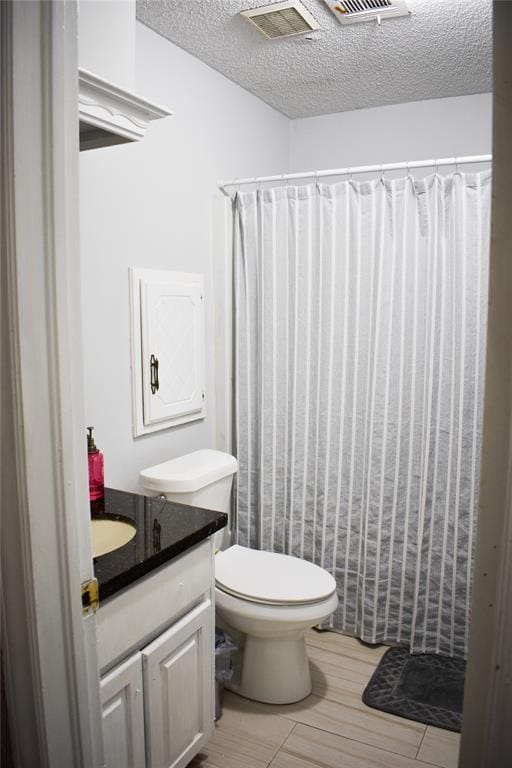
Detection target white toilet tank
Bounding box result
[139,450,238,550]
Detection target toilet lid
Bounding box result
[215,545,337,605]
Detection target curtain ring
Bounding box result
[348,167,353,182]
[380,164,385,184]
[455,157,460,175]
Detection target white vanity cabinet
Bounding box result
[97,539,215,768]
[143,599,213,768]
[100,652,146,768]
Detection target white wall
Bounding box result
[79,0,135,91]
[80,16,492,494]
[79,22,289,492]
[290,93,492,171]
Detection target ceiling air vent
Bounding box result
[240,1,320,39]
[323,0,410,25]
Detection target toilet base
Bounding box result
[227,632,312,704]
[216,584,338,705]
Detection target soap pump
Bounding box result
[87,426,104,501]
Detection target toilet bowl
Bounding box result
[215,545,338,703]
[140,450,338,704]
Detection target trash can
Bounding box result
[214,629,236,720]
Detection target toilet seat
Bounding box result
[215,545,337,606]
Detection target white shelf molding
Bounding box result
[79,68,172,150]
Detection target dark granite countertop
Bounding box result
[92,487,227,601]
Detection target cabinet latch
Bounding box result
[81,577,99,616]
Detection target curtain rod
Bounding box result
[218,154,492,196]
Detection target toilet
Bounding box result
[140,449,338,704]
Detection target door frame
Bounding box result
[1,1,103,766]
[459,3,512,765]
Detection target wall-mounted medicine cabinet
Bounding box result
[129,268,206,437]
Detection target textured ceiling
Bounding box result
[136,0,492,119]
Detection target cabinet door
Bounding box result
[100,652,146,768]
[142,599,214,768]
[140,275,205,427]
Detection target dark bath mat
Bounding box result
[362,646,465,732]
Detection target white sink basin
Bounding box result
[91,517,137,558]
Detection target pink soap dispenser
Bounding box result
[87,427,104,501]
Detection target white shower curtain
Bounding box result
[234,171,491,657]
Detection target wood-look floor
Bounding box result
[189,630,460,768]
